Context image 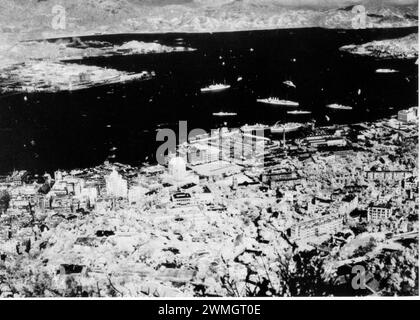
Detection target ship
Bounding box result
[326,103,353,110]
[287,110,312,115]
[201,83,231,92]
[376,68,398,73]
[257,97,299,107]
[212,111,237,117]
[270,122,303,134]
[283,80,296,88]
[240,123,269,132]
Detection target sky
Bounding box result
[191,0,418,6]
[132,0,418,5]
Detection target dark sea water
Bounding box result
[0,27,418,174]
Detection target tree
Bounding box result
[0,190,11,214]
[376,244,419,296]
[220,249,335,297]
[352,237,377,258]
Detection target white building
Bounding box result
[398,107,417,123]
[289,215,344,241]
[164,156,199,187]
[105,169,128,198]
[128,185,148,204]
[168,157,187,181]
[170,192,193,207]
[79,187,98,204]
[367,204,393,222]
[187,143,220,165]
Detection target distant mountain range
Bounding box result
[0,0,417,40]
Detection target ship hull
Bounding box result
[270,126,302,133]
[257,99,299,107]
[287,111,311,115]
[201,86,230,92]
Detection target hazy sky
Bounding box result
[134,0,418,5]
[192,0,418,6]
[191,0,418,6]
[267,0,418,5]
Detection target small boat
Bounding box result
[270,122,303,134]
[287,110,312,115]
[213,112,237,117]
[257,97,299,107]
[326,103,353,110]
[376,68,398,73]
[201,83,231,92]
[283,80,296,88]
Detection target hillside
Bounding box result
[340,32,419,59]
[0,0,417,70]
[0,0,417,41]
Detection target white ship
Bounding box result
[212,111,237,117]
[376,68,398,73]
[201,83,231,92]
[240,123,269,132]
[283,80,296,88]
[287,110,312,115]
[257,97,299,107]
[326,103,353,110]
[270,122,303,134]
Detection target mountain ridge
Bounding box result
[0,0,417,41]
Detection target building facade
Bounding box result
[367,204,393,222]
[289,215,344,241]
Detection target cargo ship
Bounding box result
[201,83,231,92]
[240,123,269,132]
[376,68,398,73]
[326,103,353,110]
[287,110,312,115]
[212,111,237,117]
[257,97,299,107]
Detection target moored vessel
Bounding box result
[201,83,231,92]
[257,97,299,107]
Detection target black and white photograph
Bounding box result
[0,0,418,301]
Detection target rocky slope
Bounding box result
[0,0,417,41]
[340,33,419,59]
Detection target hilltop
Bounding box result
[0,0,417,41]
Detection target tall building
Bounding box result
[187,144,220,165]
[105,169,128,198]
[54,170,64,181]
[168,157,187,181]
